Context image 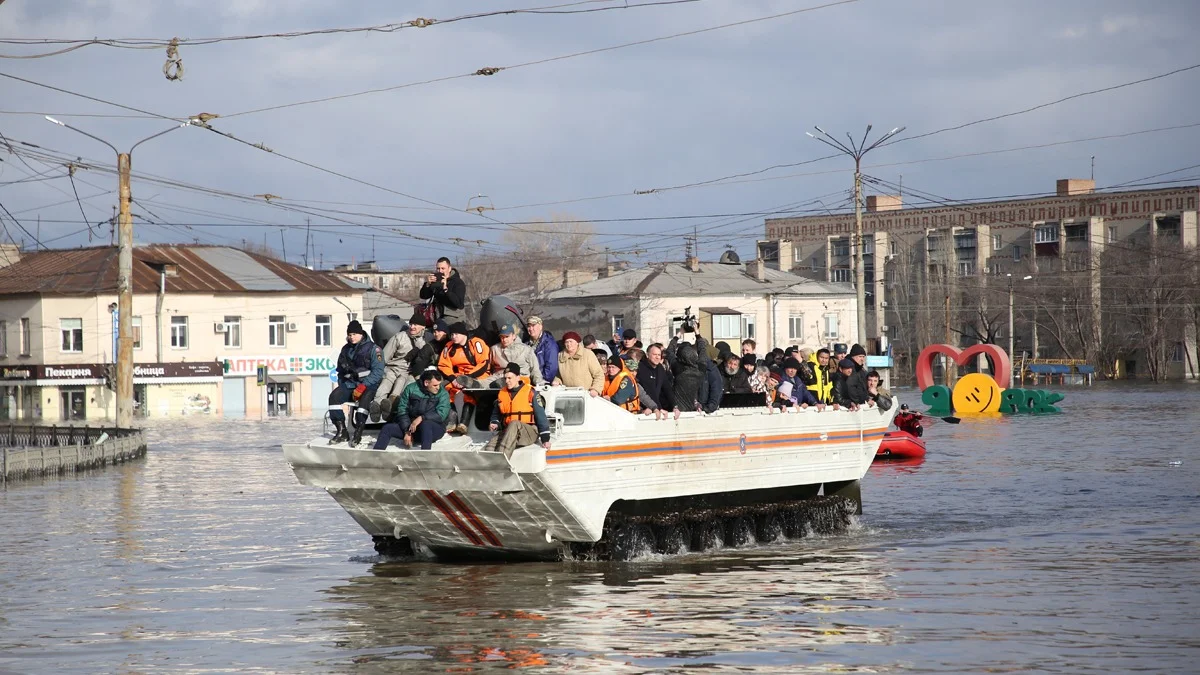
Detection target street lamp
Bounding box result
[1007,273,1033,361]
[806,125,905,347]
[45,116,192,428]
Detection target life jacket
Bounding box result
[806,354,833,403]
[496,381,536,426]
[438,336,491,379]
[603,370,641,412]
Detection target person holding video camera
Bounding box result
[418,256,467,325]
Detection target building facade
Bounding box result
[532,257,858,353]
[758,180,1200,380]
[0,245,365,421]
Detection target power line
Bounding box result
[221,0,859,118]
[0,0,703,57]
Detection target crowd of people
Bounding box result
[327,256,896,452]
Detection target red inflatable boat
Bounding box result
[875,430,927,459]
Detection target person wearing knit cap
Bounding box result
[486,361,551,457]
[554,331,604,395]
[328,319,385,446]
[369,313,430,423]
[831,357,869,409]
[437,321,492,434]
[848,343,867,372]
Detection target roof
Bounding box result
[0,245,361,296]
[541,262,855,300]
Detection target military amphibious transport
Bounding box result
[283,385,897,561]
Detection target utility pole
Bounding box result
[46,116,191,428]
[807,125,905,348]
[945,294,956,389]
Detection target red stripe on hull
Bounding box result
[446,492,503,547]
[422,490,485,546]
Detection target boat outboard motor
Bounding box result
[370,314,407,347]
[477,295,526,345]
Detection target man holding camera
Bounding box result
[418,257,467,325]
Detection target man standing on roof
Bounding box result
[486,363,551,457]
[526,316,559,384]
[419,256,467,325]
[328,320,384,447]
[608,328,638,359]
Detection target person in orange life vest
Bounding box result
[485,363,551,457]
[603,355,641,412]
[438,322,491,434]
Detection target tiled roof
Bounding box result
[541,262,855,300]
[0,245,360,296]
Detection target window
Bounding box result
[823,314,839,340]
[170,316,188,349]
[60,318,83,352]
[832,268,852,283]
[741,314,756,341]
[0,320,6,357]
[553,397,586,425]
[611,314,625,335]
[788,315,804,341]
[793,247,804,262]
[992,233,1002,251]
[954,231,976,249]
[862,238,874,255]
[1012,245,1023,262]
[132,316,143,350]
[811,257,819,273]
[1034,223,1059,243]
[268,315,286,347]
[1064,223,1088,242]
[926,236,944,252]
[711,314,741,340]
[1107,225,1118,243]
[957,261,976,276]
[1170,342,1185,363]
[224,315,241,348]
[889,240,898,256]
[831,239,850,258]
[316,315,332,347]
[989,261,1004,277]
[1156,216,1181,237]
[19,318,30,356]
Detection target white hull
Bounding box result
[283,389,896,558]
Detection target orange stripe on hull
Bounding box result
[546,427,887,464]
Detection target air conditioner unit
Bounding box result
[885,253,896,261]
[881,325,890,333]
[285,322,299,332]
[214,322,229,333]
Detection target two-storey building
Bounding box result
[0,245,365,421]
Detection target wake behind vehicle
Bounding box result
[283,388,898,561]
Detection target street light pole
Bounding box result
[807,125,905,348]
[45,116,189,428]
[1007,273,1033,372]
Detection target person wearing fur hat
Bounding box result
[485,363,551,457]
[328,319,385,447]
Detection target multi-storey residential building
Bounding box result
[758,179,1199,380]
[0,245,365,421]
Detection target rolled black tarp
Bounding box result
[370,314,406,347]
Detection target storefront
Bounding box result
[0,363,223,421]
[220,354,338,419]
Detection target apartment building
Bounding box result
[758,180,1200,379]
[0,245,365,421]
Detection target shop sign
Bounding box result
[1,366,36,381]
[0,363,223,382]
[134,362,222,378]
[221,355,334,376]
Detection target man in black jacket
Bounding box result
[831,358,869,410]
[637,343,678,420]
[418,257,467,324]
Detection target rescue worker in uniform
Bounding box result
[805,348,834,404]
[328,320,385,446]
[437,322,491,434]
[485,363,551,457]
[602,355,641,412]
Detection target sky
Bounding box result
[1,0,1198,271]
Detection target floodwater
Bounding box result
[2,385,1198,674]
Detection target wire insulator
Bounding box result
[163,37,184,81]
[475,67,502,76]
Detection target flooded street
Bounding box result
[2,385,1199,673]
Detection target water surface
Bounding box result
[1,385,1198,673]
